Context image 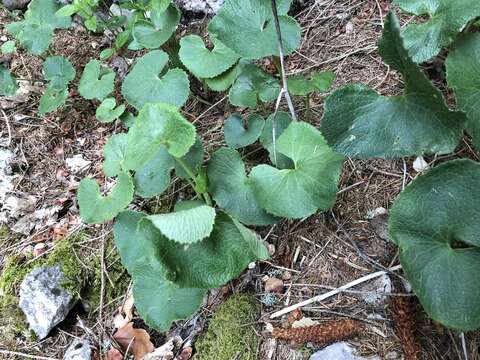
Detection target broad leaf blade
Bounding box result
[389,159,480,331]
[224,113,265,149]
[208,147,278,226]
[134,145,174,198]
[146,205,216,244]
[78,172,134,224]
[0,65,18,96]
[251,122,344,219]
[259,112,293,169]
[446,33,480,150]
[320,12,466,159]
[103,133,128,178]
[121,50,190,110]
[39,86,68,114]
[42,56,75,90]
[78,60,115,100]
[96,98,126,123]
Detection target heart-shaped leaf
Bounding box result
[208,147,277,226]
[146,205,216,244]
[259,112,293,169]
[39,86,68,115]
[121,50,190,110]
[78,60,115,100]
[124,103,196,170]
[205,60,246,92]
[6,0,71,55]
[389,159,480,331]
[393,0,480,63]
[113,211,206,332]
[251,122,344,219]
[134,145,175,198]
[138,211,269,288]
[1,41,16,54]
[96,98,126,123]
[224,113,265,149]
[132,4,180,49]
[78,172,134,224]
[229,63,280,108]
[446,33,480,150]
[42,56,75,90]
[208,0,300,59]
[103,133,128,178]
[288,71,335,96]
[179,35,239,79]
[320,12,466,159]
[0,65,18,96]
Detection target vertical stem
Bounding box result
[271,0,297,121]
[174,157,212,206]
[305,94,310,121]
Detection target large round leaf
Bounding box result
[393,0,480,63]
[132,4,180,49]
[42,56,75,90]
[446,33,480,150]
[124,103,196,170]
[224,113,265,149]
[208,0,300,59]
[121,50,189,109]
[138,212,269,289]
[103,133,127,178]
[113,211,205,332]
[77,172,134,224]
[146,205,216,244]
[389,159,480,331]
[250,122,344,219]
[320,12,466,159]
[208,147,277,226]
[78,59,115,100]
[229,63,280,108]
[179,35,239,79]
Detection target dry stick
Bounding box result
[0,350,58,360]
[461,332,469,360]
[270,264,402,319]
[1,108,12,145]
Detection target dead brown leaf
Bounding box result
[113,322,155,360]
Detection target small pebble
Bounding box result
[33,243,47,257]
[282,271,292,281]
[265,277,284,294]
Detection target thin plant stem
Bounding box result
[174,157,211,205]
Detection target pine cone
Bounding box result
[391,296,421,360]
[272,319,362,345]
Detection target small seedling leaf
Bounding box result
[79,59,116,100]
[96,98,126,123]
[0,65,18,96]
[224,113,265,149]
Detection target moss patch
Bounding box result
[194,294,260,360]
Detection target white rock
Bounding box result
[310,342,380,360]
[175,0,224,13]
[0,147,14,207]
[413,156,430,173]
[66,155,91,174]
[363,274,392,306]
[19,265,76,339]
[63,338,92,360]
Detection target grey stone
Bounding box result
[362,274,392,306]
[1,0,30,9]
[175,0,224,14]
[310,342,380,360]
[64,338,92,360]
[19,265,76,339]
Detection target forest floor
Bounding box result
[1,0,480,359]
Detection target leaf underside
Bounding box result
[224,113,265,149]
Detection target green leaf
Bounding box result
[84,15,97,31]
[288,71,335,96]
[204,60,245,92]
[39,86,68,114]
[77,172,134,224]
[120,112,136,128]
[55,4,77,17]
[150,0,170,15]
[146,205,216,244]
[103,133,128,177]
[320,12,466,159]
[259,112,293,169]
[96,98,126,123]
[0,65,18,97]
[174,137,204,180]
[99,48,115,60]
[113,211,205,332]
[207,147,277,226]
[6,0,71,55]
[134,145,174,198]
[179,35,239,79]
[208,0,300,59]
[389,159,480,331]
[1,40,16,54]
[229,63,280,108]
[78,60,115,100]
[132,4,180,49]
[121,50,190,110]
[393,0,480,63]
[224,113,265,149]
[138,212,269,288]
[42,56,75,90]
[446,33,480,150]
[124,103,196,170]
[250,122,344,219]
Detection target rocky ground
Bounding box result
[1,0,480,359]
